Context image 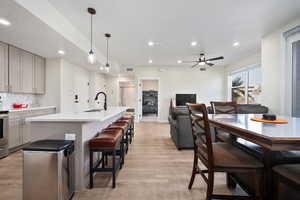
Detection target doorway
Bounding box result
[138,78,159,122]
[119,81,136,109]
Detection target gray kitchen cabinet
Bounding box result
[9,46,22,93]
[8,107,56,150]
[8,117,22,149]
[8,46,45,94]
[34,55,45,94]
[21,50,35,93]
[0,42,9,92]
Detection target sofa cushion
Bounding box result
[172,107,189,119]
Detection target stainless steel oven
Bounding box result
[0,111,9,159]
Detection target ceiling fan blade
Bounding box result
[206,56,224,61]
[191,63,199,68]
[206,62,214,66]
[182,61,198,63]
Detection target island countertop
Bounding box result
[26,106,128,122]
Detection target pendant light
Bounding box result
[105,33,111,69]
[87,8,96,64]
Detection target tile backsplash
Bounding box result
[0,93,40,110]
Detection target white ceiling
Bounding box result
[47,0,300,67]
[0,0,113,72]
[1,0,300,71]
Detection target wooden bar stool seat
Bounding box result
[273,164,300,200]
[107,122,130,153]
[89,130,123,188]
[117,117,134,143]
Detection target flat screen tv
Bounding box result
[176,94,196,106]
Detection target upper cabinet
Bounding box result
[9,46,22,93]
[21,50,35,93]
[8,45,45,94]
[34,55,45,94]
[0,42,9,92]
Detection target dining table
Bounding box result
[208,113,300,200]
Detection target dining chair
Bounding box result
[210,101,238,143]
[187,103,263,200]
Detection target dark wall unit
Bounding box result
[142,90,158,115]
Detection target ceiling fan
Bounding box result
[183,53,224,71]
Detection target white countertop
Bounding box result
[26,107,128,122]
[9,106,56,113]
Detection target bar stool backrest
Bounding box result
[187,103,214,169]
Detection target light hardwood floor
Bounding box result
[0,122,234,200]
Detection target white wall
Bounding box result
[89,72,107,108]
[60,60,91,113]
[40,58,102,113]
[261,16,300,114]
[136,67,225,121]
[39,58,61,111]
[142,80,158,91]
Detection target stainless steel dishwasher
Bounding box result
[23,140,75,200]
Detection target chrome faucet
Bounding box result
[94,92,107,111]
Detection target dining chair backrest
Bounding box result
[210,101,238,114]
[187,103,214,168]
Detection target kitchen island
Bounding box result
[26,106,128,191]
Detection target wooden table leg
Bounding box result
[262,149,277,200]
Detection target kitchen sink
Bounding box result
[84,109,103,112]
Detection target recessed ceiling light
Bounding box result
[233,42,240,47]
[58,50,65,55]
[148,59,153,64]
[191,41,197,46]
[148,41,154,46]
[177,60,182,64]
[0,18,11,26]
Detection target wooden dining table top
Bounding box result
[204,114,300,151]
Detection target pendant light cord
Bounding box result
[90,14,93,51]
[106,36,109,65]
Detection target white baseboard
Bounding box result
[158,120,169,123]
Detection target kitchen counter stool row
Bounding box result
[89,114,134,188]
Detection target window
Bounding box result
[229,65,262,104]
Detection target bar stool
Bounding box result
[107,122,130,153]
[102,129,125,167]
[121,115,135,141]
[117,118,134,144]
[89,129,123,188]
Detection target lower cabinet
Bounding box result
[8,117,22,148]
[8,108,56,150]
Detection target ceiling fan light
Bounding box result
[199,62,205,66]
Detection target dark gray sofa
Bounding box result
[168,101,269,150]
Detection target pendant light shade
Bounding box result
[88,8,96,64]
[105,33,111,68]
